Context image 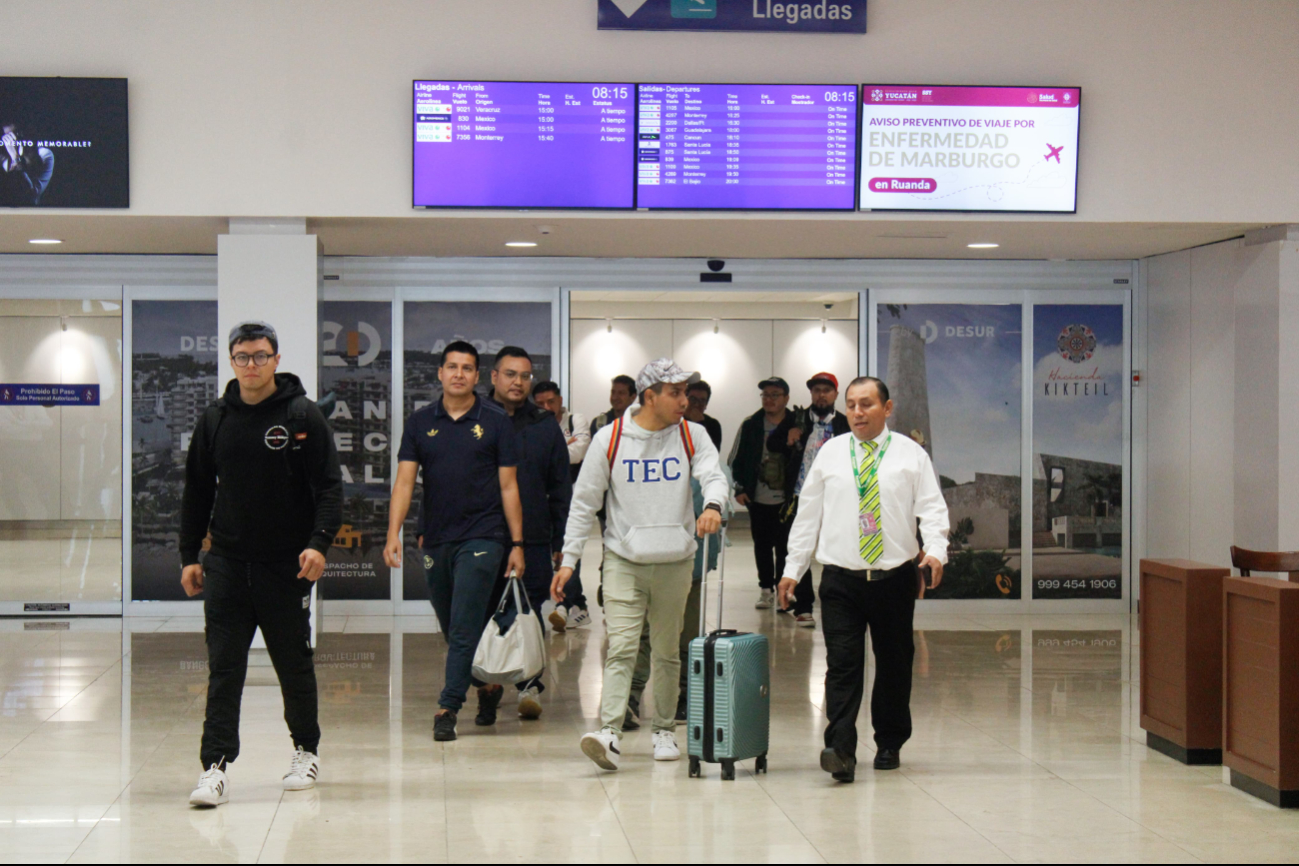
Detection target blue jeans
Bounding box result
[485,543,554,694]
[424,539,504,712]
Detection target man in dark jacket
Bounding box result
[767,372,850,626]
[179,321,343,808]
[486,346,572,721]
[729,377,793,610]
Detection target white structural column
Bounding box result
[217,217,324,644]
[217,218,322,396]
[1144,228,1299,564]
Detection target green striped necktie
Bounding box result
[858,440,884,564]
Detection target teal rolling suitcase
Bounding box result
[687,528,770,780]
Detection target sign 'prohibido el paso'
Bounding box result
[599,0,866,33]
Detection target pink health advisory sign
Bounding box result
[862,86,1080,109]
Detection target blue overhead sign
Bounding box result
[599,0,867,33]
[0,384,100,406]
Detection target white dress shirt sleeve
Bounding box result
[782,450,826,581]
[565,411,591,465]
[914,449,950,564]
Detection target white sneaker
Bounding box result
[548,605,567,633]
[580,729,622,771]
[795,613,816,628]
[282,747,319,791]
[755,589,775,609]
[567,608,592,629]
[189,764,229,807]
[518,686,543,720]
[652,730,681,762]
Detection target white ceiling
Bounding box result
[0,213,1265,261]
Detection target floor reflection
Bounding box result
[2,611,1292,863]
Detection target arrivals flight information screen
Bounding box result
[635,83,858,210]
[412,80,635,208]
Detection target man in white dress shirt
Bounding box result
[779,376,949,782]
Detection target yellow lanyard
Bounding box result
[849,433,892,499]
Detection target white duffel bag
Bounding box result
[471,576,546,685]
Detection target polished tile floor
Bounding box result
[1,558,1297,862]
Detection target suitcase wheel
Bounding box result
[755,754,768,774]
[688,756,701,778]
[721,760,735,781]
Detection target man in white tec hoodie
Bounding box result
[552,359,729,770]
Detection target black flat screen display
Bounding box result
[0,77,129,209]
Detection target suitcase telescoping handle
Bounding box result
[698,521,729,638]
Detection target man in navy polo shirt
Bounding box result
[384,340,526,743]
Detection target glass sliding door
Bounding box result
[877,301,1024,599]
[399,298,556,603]
[0,298,122,612]
[319,301,394,601]
[872,289,1130,609]
[129,299,216,602]
[1031,303,1126,600]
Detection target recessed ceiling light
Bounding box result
[29,238,62,245]
[967,242,999,249]
[505,241,537,248]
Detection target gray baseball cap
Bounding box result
[635,358,701,395]
[228,320,279,354]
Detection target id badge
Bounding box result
[859,513,880,536]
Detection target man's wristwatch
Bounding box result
[511,540,525,548]
[704,503,722,514]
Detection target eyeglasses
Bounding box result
[232,352,274,367]
[499,369,533,383]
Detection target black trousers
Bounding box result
[747,502,789,591]
[819,563,917,757]
[200,554,319,769]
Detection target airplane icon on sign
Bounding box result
[1045,143,1064,163]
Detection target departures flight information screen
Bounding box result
[413,80,635,208]
[635,83,858,210]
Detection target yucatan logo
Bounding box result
[265,425,290,450]
[871,89,884,102]
[1057,324,1097,364]
[671,0,715,17]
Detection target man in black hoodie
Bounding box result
[179,321,343,808]
[485,346,572,721]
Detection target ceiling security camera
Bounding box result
[823,303,834,310]
[706,259,726,272]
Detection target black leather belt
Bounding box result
[824,563,910,582]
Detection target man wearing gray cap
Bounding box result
[179,321,342,807]
[552,358,728,771]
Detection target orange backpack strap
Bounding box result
[679,420,696,461]
[606,417,625,469]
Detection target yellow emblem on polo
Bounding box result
[427,427,439,437]
[472,424,484,440]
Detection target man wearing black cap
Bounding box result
[180,321,343,807]
[729,376,792,610]
[767,372,850,627]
